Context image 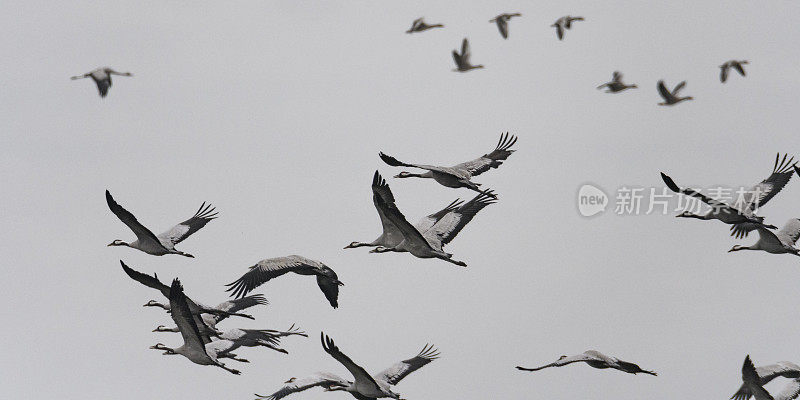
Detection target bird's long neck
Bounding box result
[399,172,429,179]
[679,212,710,220]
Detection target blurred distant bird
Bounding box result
[597,71,638,93]
[731,357,800,400]
[380,132,517,198]
[728,154,796,238]
[720,60,749,83]
[255,334,438,400]
[406,17,443,33]
[490,13,522,39]
[517,350,657,376]
[106,190,217,257]
[551,16,584,40]
[452,38,484,72]
[148,278,241,375]
[367,172,496,267]
[729,219,800,257]
[70,67,132,97]
[660,172,777,230]
[657,80,693,105]
[225,256,344,308]
[344,171,465,250]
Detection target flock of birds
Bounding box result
[405,14,749,106]
[75,10,794,400]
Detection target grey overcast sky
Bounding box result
[3,0,800,399]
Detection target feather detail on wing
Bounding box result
[106,190,164,250]
[255,373,350,400]
[374,344,439,385]
[423,190,496,248]
[225,256,321,299]
[158,202,218,247]
[452,133,517,177]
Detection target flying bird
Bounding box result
[452,38,484,72]
[367,172,496,267]
[737,356,800,400]
[597,71,638,93]
[379,132,517,198]
[720,60,749,83]
[344,171,465,250]
[657,80,693,105]
[225,256,344,308]
[121,261,254,324]
[254,334,438,400]
[106,190,217,257]
[728,154,796,238]
[551,16,584,40]
[154,325,307,355]
[660,172,777,230]
[490,13,521,39]
[517,350,657,376]
[70,67,132,97]
[729,219,800,257]
[731,358,800,400]
[406,17,443,33]
[148,278,241,375]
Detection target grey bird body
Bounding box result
[71,67,132,97]
[517,350,656,376]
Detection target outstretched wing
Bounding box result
[157,202,218,246]
[660,172,734,210]
[452,133,518,177]
[374,344,439,385]
[495,18,509,38]
[742,356,776,400]
[316,271,342,309]
[776,219,800,245]
[379,152,453,176]
[721,65,730,83]
[612,71,622,82]
[415,199,464,233]
[225,256,321,299]
[211,295,268,324]
[169,279,212,360]
[517,352,601,371]
[673,81,687,94]
[733,61,747,77]
[554,23,564,40]
[657,80,672,101]
[744,154,795,210]
[461,38,470,62]
[255,373,350,400]
[119,260,170,297]
[106,190,165,250]
[452,50,462,68]
[371,171,405,246]
[423,190,496,248]
[373,184,433,251]
[732,361,800,400]
[321,334,382,391]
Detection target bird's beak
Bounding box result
[368,249,378,253]
[148,345,159,349]
[337,281,345,286]
[392,174,401,178]
[107,242,114,246]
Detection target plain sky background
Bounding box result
[2,1,800,399]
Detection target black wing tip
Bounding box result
[660,172,680,193]
[379,152,403,167]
